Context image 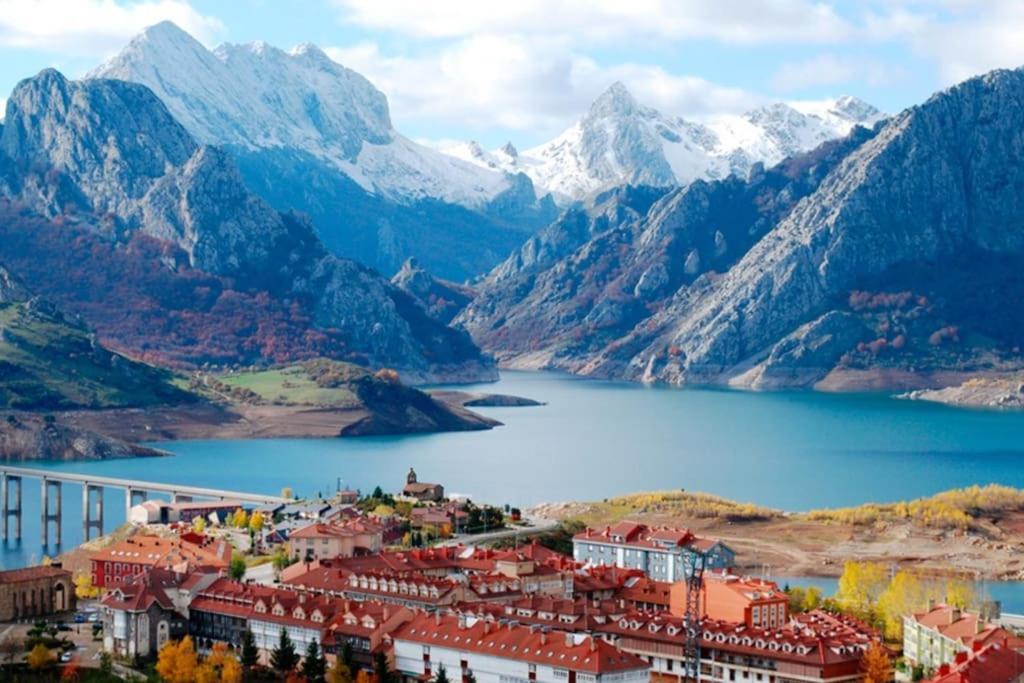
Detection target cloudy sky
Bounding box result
[2,0,1024,148]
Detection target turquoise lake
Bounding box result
[5,370,1024,606]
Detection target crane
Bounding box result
[682,548,708,681]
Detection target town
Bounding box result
[0,469,1017,682]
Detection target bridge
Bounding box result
[0,465,293,546]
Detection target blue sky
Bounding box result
[2,1,1024,148]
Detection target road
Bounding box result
[437,516,560,548]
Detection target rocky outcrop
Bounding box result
[390,258,474,324]
[0,265,28,303]
[0,414,166,461]
[0,70,493,382]
[465,66,1024,389]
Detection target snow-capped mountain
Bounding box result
[447,82,884,202]
[89,21,516,209]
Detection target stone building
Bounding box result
[0,564,74,621]
[401,468,444,502]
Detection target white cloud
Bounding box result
[771,53,904,91]
[866,1,1024,85]
[332,0,852,45]
[328,35,760,138]
[0,0,223,55]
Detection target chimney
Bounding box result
[540,630,547,645]
[564,632,573,647]
[927,598,936,611]
[590,635,597,652]
[435,611,442,626]
[484,620,491,635]
[950,608,961,624]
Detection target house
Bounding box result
[128,500,244,525]
[0,564,75,621]
[90,533,232,588]
[928,640,1024,683]
[101,568,219,658]
[904,603,1024,670]
[573,522,734,581]
[336,489,360,505]
[409,503,467,532]
[401,468,444,502]
[392,612,651,683]
[287,519,384,562]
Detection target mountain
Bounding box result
[460,68,1024,390]
[90,22,556,280]
[391,258,475,324]
[0,268,190,410]
[0,69,494,383]
[447,82,883,203]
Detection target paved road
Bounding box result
[438,516,560,548]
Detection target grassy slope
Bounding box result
[0,301,191,410]
[219,366,358,407]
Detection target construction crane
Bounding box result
[682,548,708,682]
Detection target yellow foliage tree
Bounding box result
[74,573,99,600]
[193,516,207,533]
[196,642,243,683]
[861,641,892,683]
[27,643,53,670]
[876,570,946,640]
[355,670,375,683]
[156,636,199,683]
[232,508,249,529]
[328,659,354,683]
[837,561,888,615]
[281,487,294,499]
[946,578,974,609]
[372,504,395,518]
[249,511,266,533]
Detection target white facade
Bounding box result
[393,637,650,683]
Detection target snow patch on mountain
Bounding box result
[90,21,516,208]
[446,82,884,203]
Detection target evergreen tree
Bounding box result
[271,628,300,674]
[341,640,355,671]
[240,628,259,669]
[302,639,327,683]
[464,670,477,683]
[374,650,393,683]
[433,663,450,683]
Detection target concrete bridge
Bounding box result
[0,465,292,545]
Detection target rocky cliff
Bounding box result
[462,67,1024,389]
[0,70,494,382]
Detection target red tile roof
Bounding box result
[394,613,649,675]
[930,641,1024,683]
[574,522,721,552]
[0,565,70,584]
[91,533,231,572]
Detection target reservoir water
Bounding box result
[5,370,1024,602]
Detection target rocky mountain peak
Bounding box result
[587,81,641,119]
[0,264,29,303]
[500,141,519,158]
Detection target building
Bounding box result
[573,523,734,581]
[401,468,444,502]
[90,533,232,588]
[287,519,384,562]
[128,500,244,525]
[666,572,789,628]
[598,609,879,683]
[928,641,1024,683]
[409,503,468,532]
[393,612,651,683]
[0,564,75,621]
[903,603,1024,670]
[101,568,219,659]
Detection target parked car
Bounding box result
[59,652,73,663]
[73,614,86,623]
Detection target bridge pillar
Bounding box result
[2,474,22,541]
[125,488,147,520]
[40,479,62,547]
[82,484,104,541]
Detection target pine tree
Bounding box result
[241,628,259,669]
[374,650,393,683]
[464,670,477,683]
[271,628,300,674]
[342,640,355,671]
[433,663,450,683]
[302,639,327,683]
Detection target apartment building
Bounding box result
[573,523,734,581]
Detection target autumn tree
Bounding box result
[327,658,353,683]
[876,571,945,640]
[271,628,300,674]
[73,573,99,599]
[193,516,208,533]
[861,641,892,683]
[249,511,266,533]
[946,579,974,609]
[156,636,199,683]
[61,662,81,681]
[26,643,53,670]
[197,642,243,683]
[302,639,327,683]
[232,508,249,529]
[241,628,260,669]
[282,487,294,499]
[837,561,888,617]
